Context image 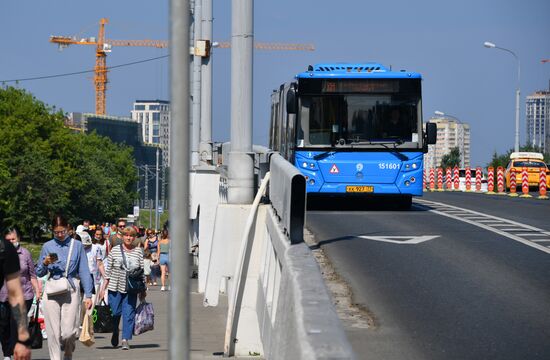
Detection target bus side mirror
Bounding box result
[426,122,437,145]
[286,83,298,114]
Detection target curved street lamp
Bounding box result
[483,41,521,152]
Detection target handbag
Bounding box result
[28,300,43,349]
[92,300,114,333]
[120,245,146,294]
[133,300,154,335]
[45,239,74,296]
[79,310,95,347]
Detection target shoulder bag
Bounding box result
[45,239,74,296]
[28,300,43,349]
[120,245,145,294]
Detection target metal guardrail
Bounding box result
[269,153,306,244]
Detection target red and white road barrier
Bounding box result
[446,168,452,191]
[423,169,427,191]
[475,167,482,192]
[509,168,517,196]
[487,166,495,193]
[465,166,472,191]
[437,167,443,191]
[520,167,532,198]
[539,169,548,199]
[497,166,505,194]
[429,168,435,191]
[453,166,459,190]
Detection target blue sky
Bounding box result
[1,0,549,166]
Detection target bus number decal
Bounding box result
[378,163,400,170]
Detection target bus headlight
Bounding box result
[309,179,316,185]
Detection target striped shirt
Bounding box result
[105,245,144,293]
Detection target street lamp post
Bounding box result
[434,111,465,168]
[483,41,521,152]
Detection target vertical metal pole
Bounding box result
[200,0,213,163]
[170,0,190,358]
[228,0,254,204]
[149,199,153,229]
[191,0,202,167]
[155,146,160,231]
[136,166,140,206]
[144,165,149,207]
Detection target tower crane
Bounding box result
[50,18,315,115]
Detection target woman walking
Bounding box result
[143,229,159,286]
[158,229,170,291]
[99,226,145,350]
[36,215,93,360]
[0,228,40,360]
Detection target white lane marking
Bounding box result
[358,235,440,244]
[415,199,550,255]
[532,239,550,242]
[515,233,549,237]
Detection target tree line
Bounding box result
[0,87,136,242]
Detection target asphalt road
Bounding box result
[306,192,550,360]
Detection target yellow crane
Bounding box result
[50,18,315,115]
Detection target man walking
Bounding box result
[0,237,31,360]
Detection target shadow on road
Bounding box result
[307,196,433,212]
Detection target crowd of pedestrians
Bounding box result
[0,215,170,360]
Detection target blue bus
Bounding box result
[269,63,437,209]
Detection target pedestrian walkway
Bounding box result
[30,279,228,359]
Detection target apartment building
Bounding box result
[425,116,470,169]
[131,100,171,165]
[526,89,550,154]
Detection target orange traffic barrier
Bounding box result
[429,168,435,191]
[437,167,444,191]
[465,166,472,191]
[445,168,452,191]
[509,168,518,197]
[497,166,506,194]
[487,166,495,194]
[453,166,459,190]
[538,169,548,200]
[475,167,482,192]
[520,167,532,198]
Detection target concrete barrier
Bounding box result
[257,207,356,360]
[200,150,355,359]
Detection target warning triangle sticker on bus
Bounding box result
[329,164,339,174]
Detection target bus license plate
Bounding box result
[346,185,374,193]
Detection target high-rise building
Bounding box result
[424,116,470,169]
[131,100,171,165]
[526,89,550,154]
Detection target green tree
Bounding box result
[0,86,136,241]
[440,146,461,168]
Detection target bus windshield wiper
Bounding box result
[313,151,335,160]
[350,139,404,147]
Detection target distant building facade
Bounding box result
[526,90,550,154]
[425,116,470,169]
[130,100,171,166]
[68,112,165,208]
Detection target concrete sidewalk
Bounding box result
[30,279,228,359]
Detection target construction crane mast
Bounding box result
[50,18,314,115]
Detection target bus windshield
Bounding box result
[297,94,421,147]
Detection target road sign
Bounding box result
[133,206,140,217]
[158,206,164,214]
